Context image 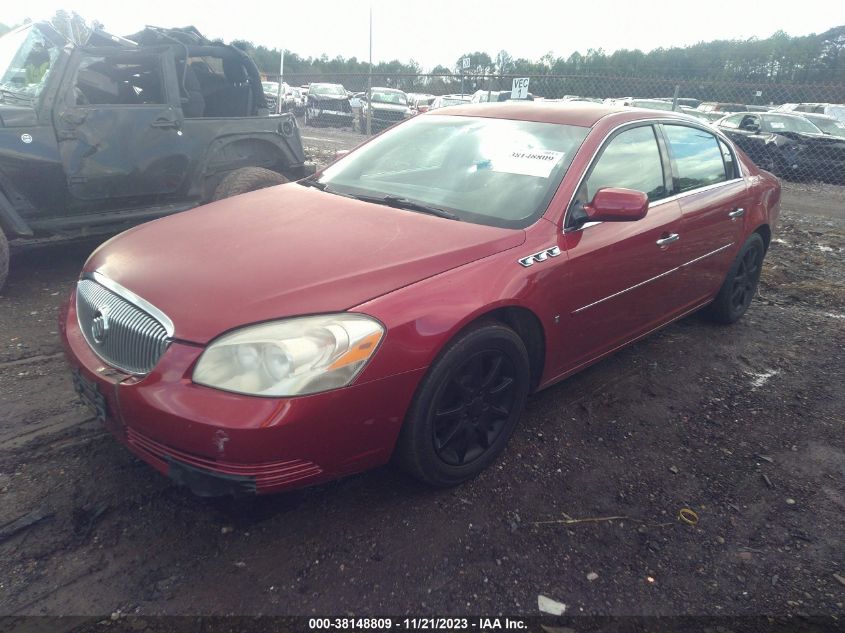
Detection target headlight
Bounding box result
[193,314,384,397]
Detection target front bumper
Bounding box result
[61,291,424,495]
[311,109,354,125]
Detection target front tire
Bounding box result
[212,167,288,201]
[706,232,765,324]
[0,228,8,292]
[395,322,530,487]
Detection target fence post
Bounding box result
[671,84,680,111]
[367,7,372,135]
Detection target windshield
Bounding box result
[310,83,346,97]
[0,25,60,103]
[371,90,407,105]
[262,81,279,93]
[808,116,845,137]
[763,114,822,135]
[437,97,468,108]
[316,115,589,229]
[825,105,845,124]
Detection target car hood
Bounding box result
[774,131,844,145]
[84,185,525,344]
[309,94,348,102]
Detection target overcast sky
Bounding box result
[3,0,840,70]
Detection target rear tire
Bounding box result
[212,167,288,201]
[395,322,530,487]
[706,232,765,324]
[0,228,8,292]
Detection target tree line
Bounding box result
[237,26,844,86]
[2,18,842,87]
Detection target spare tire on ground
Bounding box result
[212,167,289,201]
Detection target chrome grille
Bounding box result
[76,276,172,375]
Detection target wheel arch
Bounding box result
[753,223,772,253]
[436,304,547,394]
[200,135,301,200]
[480,306,546,393]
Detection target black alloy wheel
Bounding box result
[394,322,530,487]
[431,350,518,467]
[730,245,762,314]
[706,232,765,324]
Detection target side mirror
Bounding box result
[583,188,649,222]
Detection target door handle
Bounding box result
[656,233,680,248]
[151,117,179,129]
[60,111,88,126]
[729,207,745,219]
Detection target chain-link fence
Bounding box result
[277,72,845,188]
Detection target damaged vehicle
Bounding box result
[304,83,353,127]
[357,87,413,133]
[0,22,310,290]
[715,112,845,182]
[62,103,779,496]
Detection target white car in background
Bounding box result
[773,103,845,124]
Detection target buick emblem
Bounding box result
[91,308,109,344]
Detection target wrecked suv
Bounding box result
[0,23,311,290]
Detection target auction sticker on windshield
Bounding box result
[490,149,565,177]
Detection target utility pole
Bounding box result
[277,49,285,115]
[367,5,373,136]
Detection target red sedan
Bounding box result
[61,103,780,496]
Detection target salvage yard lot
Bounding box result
[0,128,843,619]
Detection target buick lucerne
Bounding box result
[61,103,780,496]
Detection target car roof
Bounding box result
[795,111,837,120]
[427,101,705,128]
[716,111,817,121]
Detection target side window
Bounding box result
[738,115,759,131]
[73,53,166,105]
[581,125,666,202]
[187,55,254,118]
[663,125,728,192]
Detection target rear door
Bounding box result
[660,123,749,304]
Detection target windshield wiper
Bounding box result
[299,178,328,190]
[300,181,460,220]
[347,194,460,221]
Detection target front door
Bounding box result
[555,123,685,373]
[54,47,189,206]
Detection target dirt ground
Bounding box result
[0,127,843,622]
